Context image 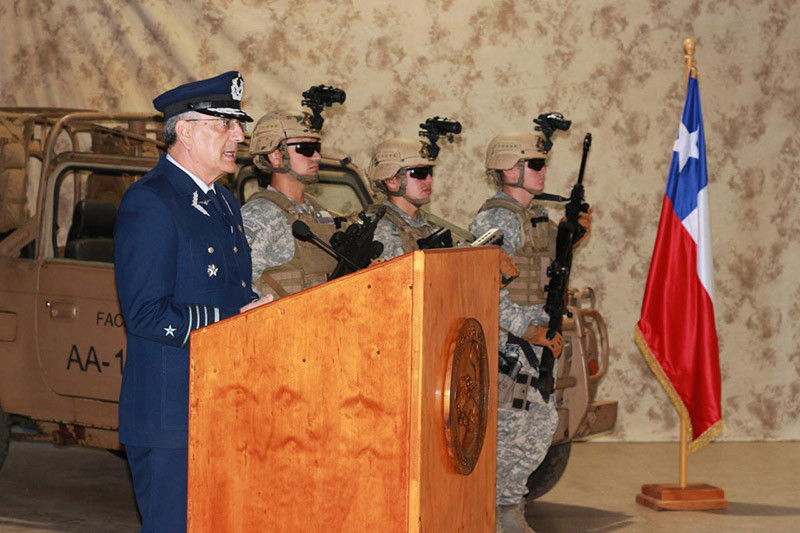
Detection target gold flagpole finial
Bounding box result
[683,38,698,90]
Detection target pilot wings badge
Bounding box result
[231,74,244,101]
[192,191,210,216]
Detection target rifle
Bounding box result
[417,225,505,250]
[327,207,386,280]
[416,227,453,250]
[536,132,592,402]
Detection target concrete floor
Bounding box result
[0,440,797,532]
[529,441,800,533]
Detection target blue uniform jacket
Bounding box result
[114,156,256,448]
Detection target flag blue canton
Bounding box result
[666,77,708,222]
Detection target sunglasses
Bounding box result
[184,117,248,132]
[287,142,321,157]
[407,166,433,180]
[526,158,546,171]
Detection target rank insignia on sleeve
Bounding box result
[207,264,218,277]
[192,191,210,216]
[163,324,176,337]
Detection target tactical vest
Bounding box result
[369,204,434,254]
[248,190,338,299]
[478,197,556,305]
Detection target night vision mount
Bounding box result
[533,112,571,153]
[419,116,462,160]
[301,84,346,130]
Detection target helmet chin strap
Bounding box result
[384,172,430,207]
[504,161,540,196]
[278,144,319,185]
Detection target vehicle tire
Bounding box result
[525,442,571,502]
[0,405,10,472]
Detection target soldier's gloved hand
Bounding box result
[499,251,519,288]
[523,325,564,359]
[559,207,592,248]
[574,207,593,248]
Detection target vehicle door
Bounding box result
[35,158,151,411]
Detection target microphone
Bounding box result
[291,220,361,272]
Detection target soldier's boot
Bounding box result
[496,503,535,533]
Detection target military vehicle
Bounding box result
[0,108,615,500]
[0,108,370,469]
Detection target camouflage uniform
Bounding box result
[372,199,436,260]
[470,190,558,507]
[241,185,337,297]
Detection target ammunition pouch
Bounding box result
[498,370,534,411]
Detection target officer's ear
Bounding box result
[175,119,194,149]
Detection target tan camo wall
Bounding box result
[1,0,798,443]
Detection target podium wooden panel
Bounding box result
[188,248,499,533]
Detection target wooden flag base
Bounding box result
[637,483,728,511]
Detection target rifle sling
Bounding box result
[506,331,556,402]
[420,210,475,243]
[506,332,539,370]
[260,272,289,298]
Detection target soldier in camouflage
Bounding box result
[242,111,340,298]
[471,130,580,533]
[365,137,440,260]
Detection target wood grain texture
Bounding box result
[637,483,728,511]
[187,248,499,533]
[415,248,499,533]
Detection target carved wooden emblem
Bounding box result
[443,317,489,475]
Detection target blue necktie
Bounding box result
[207,189,233,231]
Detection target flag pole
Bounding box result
[635,37,727,510]
[684,38,697,90]
[678,37,695,491]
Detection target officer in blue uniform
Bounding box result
[114,71,272,533]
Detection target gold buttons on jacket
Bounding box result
[241,280,246,288]
[207,246,214,254]
[233,245,238,253]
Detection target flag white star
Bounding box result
[163,324,176,337]
[673,122,700,172]
[207,264,218,277]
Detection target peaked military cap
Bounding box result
[153,70,254,122]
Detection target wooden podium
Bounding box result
[187,248,499,533]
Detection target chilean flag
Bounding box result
[635,76,723,452]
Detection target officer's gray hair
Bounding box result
[162,115,181,148]
[163,111,204,148]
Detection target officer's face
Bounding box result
[286,136,321,176]
[184,116,245,181]
[401,165,434,201]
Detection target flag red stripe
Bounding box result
[637,196,722,440]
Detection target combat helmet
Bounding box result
[249,110,321,184]
[367,137,436,205]
[484,131,548,188]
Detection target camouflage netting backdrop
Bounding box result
[2,0,798,443]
